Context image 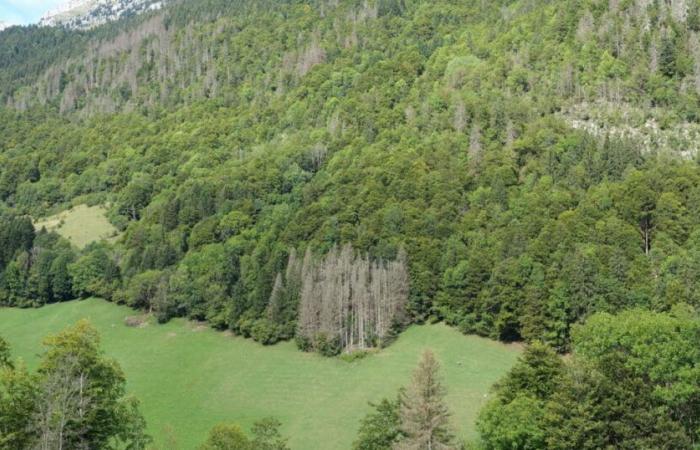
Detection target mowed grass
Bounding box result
[0,299,520,449]
[33,204,118,249]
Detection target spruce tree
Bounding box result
[394,350,455,450]
[0,336,11,368]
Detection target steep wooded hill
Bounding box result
[2,0,700,352]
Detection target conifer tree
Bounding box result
[0,336,11,369]
[394,350,455,450]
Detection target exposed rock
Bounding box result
[39,0,164,30]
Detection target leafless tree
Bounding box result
[309,143,329,171]
[468,122,483,166]
[650,38,659,73]
[452,99,466,133]
[295,244,409,353]
[266,272,286,324]
[690,33,700,94]
[576,10,595,42]
[32,355,91,450]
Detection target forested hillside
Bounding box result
[2,0,700,355]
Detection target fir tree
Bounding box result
[394,350,455,450]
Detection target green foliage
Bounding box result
[69,244,120,300]
[0,361,36,449]
[0,214,34,271]
[477,342,563,450]
[339,349,373,363]
[248,318,287,345]
[544,357,692,449]
[477,395,545,450]
[0,336,10,369]
[492,342,565,403]
[0,320,150,449]
[353,396,402,450]
[570,307,700,442]
[0,227,77,307]
[199,418,290,450]
[311,332,342,357]
[120,269,165,310]
[1,0,700,351]
[199,424,250,450]
[478,309,700,449]
[250,418,290,450]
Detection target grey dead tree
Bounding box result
[689,32,700,95]
[505,119,517,147]
[650,37,660,73]
[393,350,456,450]
[294,244,409,353]
[468,122,483,167]
[266,273,285,323]
[32,355,91,450]
[671,0,689,22]
[297,247,319,341]
[309,143,329,171]
[297,35,327,77]
[576,10,595,42]
[452,99,466,133]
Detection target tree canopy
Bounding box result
[1,0,699,354]
[477,308,700,449]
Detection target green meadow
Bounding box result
[0,299,520,449]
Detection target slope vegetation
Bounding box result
[2,0,700,353]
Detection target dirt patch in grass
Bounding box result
[124,316,150,328]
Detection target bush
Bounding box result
[294,335,312,352]
[199,424,249,450]
[339,349,373,363]
[314,333,341,357]
[250,319,283,345]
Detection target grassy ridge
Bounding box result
[0,299,520,449]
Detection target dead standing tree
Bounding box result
[294,244,409,354]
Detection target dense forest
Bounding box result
[2,0,700,447]
[3,0,700,353]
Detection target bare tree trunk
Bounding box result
[295,244,409,353]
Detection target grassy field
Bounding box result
[0,299,520,449]
[33,204,118,249]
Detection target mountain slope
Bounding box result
[0,0,700,354]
